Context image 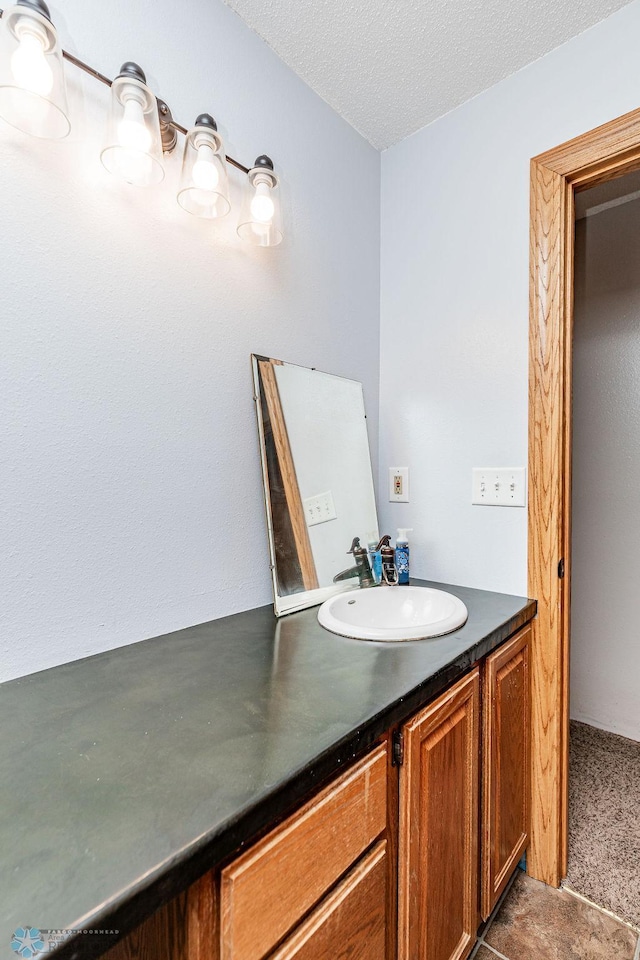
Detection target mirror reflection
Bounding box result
[252,355,379,615]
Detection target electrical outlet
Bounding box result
[303,490,337,526]
[472,468,526,506]
[389,467,409,502]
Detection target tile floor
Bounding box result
[470,870,640,960]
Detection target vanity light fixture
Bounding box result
[177,113,230,218]
[237,155,283,247]
[100,62,164,187]
[0,0,70,139]
[0,5,284,245]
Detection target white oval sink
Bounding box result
[317,586,468,642]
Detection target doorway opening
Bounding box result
[527,107,640,891]
[564,172,640,926]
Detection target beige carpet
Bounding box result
[567,720,640,928]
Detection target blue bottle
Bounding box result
[395,528,413,585]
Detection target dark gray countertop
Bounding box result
[0,580,535,960]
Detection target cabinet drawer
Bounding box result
[270,840,387,960]
[220,742,388,960]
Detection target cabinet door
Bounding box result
[398,668,480,960]
[481,625,530,919]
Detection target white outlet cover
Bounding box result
[389,466,409,502]
[472,467,526,507]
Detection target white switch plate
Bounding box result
[303,490,337,526]
[389,466,409,502]
[472,467,527,506]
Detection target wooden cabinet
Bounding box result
[220,743,389,960]
[481,625,531,918]
[397,668,480,960]
[396,626,530,959]
[103,871,219,960]
[104,626,532,960]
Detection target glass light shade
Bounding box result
[177,118,230,218]
[0,1,70,139]
[237,163,283,247]
[100,68,164,187]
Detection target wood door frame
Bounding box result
[528,106,640,886]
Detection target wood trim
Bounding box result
[385,732,399,960]
[258,359,319,591]
[560,177,575,878]
[528,161,568,888]
[532,107,640,182]
[528,107,640,886]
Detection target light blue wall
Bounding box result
[379,0,640,596]
[0,0,380,680]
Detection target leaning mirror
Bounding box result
[252,355,379,615]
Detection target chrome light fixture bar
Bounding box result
[0,1,284,244]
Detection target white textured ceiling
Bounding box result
[223,0,633,149]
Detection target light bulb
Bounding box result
[11,25,53,97]
[117,96,152,152]
[250,181,275,223]
[192,142,219,191]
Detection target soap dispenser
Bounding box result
[395,528,413,585]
